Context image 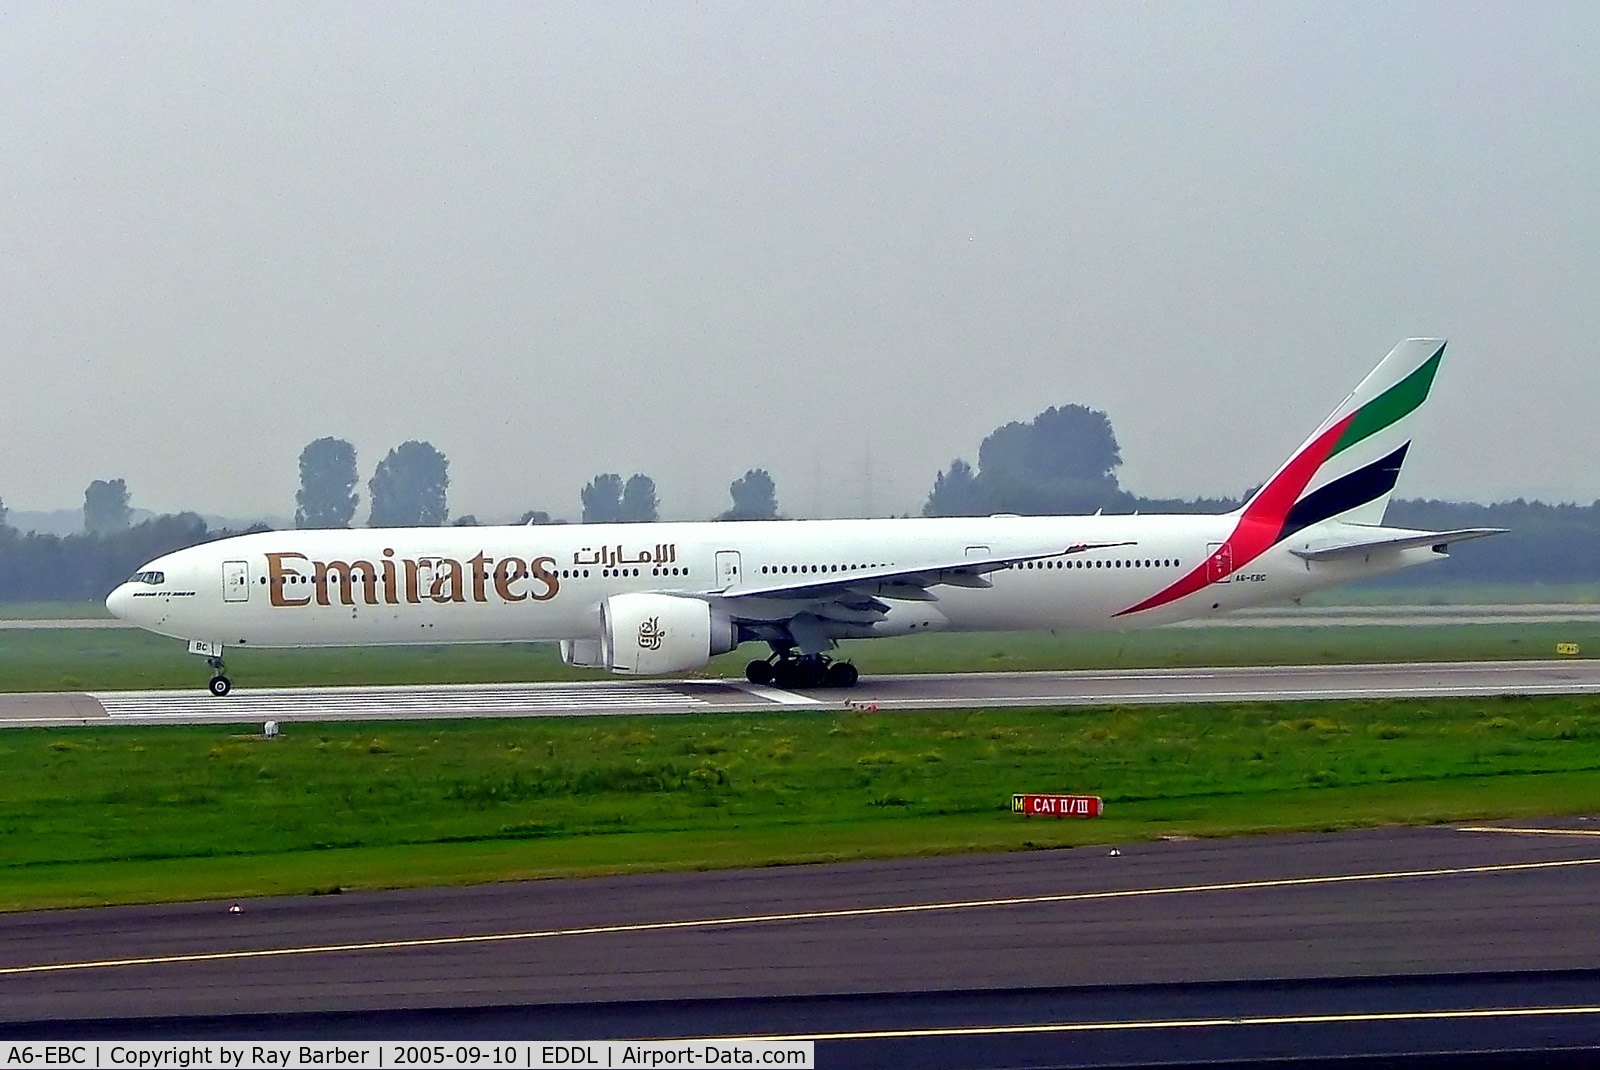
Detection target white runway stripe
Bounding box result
[726,681,823,705]
[92,684,712,718]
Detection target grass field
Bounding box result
[0,620,1595,693]
[0,601,112,620]
[3,695,1600,911]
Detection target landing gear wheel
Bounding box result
[763,651,859,690]
[797,656,829,688]
[203,654,231,697]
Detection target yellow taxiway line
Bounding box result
[718,1004,1600,1043]
[5,854,1599,978]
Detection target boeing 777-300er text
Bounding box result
[109,339,1501,695]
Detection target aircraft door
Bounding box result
[222,560,251,603]
[1206,542,1233,584]
[715,550,742,590]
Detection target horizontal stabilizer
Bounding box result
[1288,527,1506,562]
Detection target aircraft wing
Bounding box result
[1288,526,1506,562]
[715,541,1133,601]
[691,541,1135,639]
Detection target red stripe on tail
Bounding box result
[1114,412,1355,617]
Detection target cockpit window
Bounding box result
[128,571,165,585]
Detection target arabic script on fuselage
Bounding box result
[572,543,678,568]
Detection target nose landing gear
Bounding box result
[186,641,233,697]
[206,657,232,697]
[745,654,859,690]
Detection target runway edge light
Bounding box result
[1013,793,1103,817]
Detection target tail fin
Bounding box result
[1116,338,1448,619]
[1239,338,1444,537]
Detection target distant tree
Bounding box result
[620,474,659,523]
[0,496,8,530]
[922,459,982,517]
[517,509,552,525]
[452,514,479,527]
[0,511,216,603]
[1130,492,1243,514]
[978,405,1122,485]
[720,468,779,520]
[294,437,359,529]
[923,403,1130,516]
[977,404,1125,513]
[581,474,624,524]
[84,479,132,536]
[368,441,449,527]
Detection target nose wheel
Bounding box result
[206,656,232,697]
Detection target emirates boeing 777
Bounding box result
[108,339,1500,695]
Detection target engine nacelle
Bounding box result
[599,593,738,675]
[559,638,606,668]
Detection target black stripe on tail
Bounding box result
[1277,443,1409,542]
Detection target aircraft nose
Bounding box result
[106,584,133,621]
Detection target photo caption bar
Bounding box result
[0,1041,814,1069]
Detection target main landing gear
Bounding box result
[206,656,232,697]
[745,654,859,690]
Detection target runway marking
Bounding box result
[895,683,1600,706]
[91,684,714,719]
[0,659,1582,729]
[713,1003,1600,1043]
[725,681,822,706]
[5,855,1599,978]
[915,658,1600,681]
[1459,825,1600,837]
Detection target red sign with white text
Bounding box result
[1012,793,1103,817]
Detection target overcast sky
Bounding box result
[3,2,1596,524]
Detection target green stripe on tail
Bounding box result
[1330,342,1445,457]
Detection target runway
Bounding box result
[4,821,1600,1066]
[4,658,1600,727]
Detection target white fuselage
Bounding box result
[106,514,1430,653]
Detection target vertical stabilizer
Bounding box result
[1241,338,1444,535]
[1116,338,1446,618]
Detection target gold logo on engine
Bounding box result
[637,616,665,650]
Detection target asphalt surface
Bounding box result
[4,822,1600,1066]
[11,975,1600,1067]
[4,658,1600,727]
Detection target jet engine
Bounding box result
[596,593,738,675]
[558,638,606,669]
